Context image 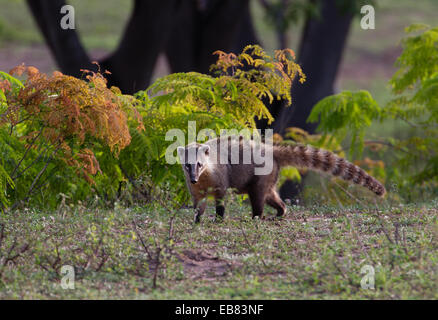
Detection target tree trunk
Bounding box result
[259,0,289,49]
[26,0,95,77]
[165,0,250,74]
[276,0,353,200]
[99,0,177,93]
[232,0,260,53]
[26,0,177,93]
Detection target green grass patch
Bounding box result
[1,198,437,299]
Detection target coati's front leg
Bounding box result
[248,187,266,219]
[215,198,225,221]
[193,198,207,224]
[213,188,226,221]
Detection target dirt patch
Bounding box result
[176,249,236,280]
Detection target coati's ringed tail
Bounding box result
[273,144,386,197]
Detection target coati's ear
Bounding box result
[177,146,185,162]
[199,144,210,156]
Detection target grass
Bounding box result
[1,195,437,299]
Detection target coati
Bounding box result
[177,136,386,223]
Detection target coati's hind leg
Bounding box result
[266,189,286,217]
[248,166,280,220]
[248,187,266,219]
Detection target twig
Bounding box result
[394,222,400,245]
[380,223,394,245]
[132,220,153,261]
[332,180,367,207]
[402,227,408,255]
[95,247,109,272]
[239,219,267,268]
[364,140,412,155]
[152,247,161,289]
[0,223,4,248]
[11,127,44,178]
[12,140,52,181]
[0,232,30,279]
[26,142,62,197]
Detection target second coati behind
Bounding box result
[177,136,386,223]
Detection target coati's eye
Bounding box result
[197,162,202,168]
[185,164,190,170]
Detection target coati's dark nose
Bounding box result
[190,179,198,184]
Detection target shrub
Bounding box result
[0,45,305,209]
[304,24,438,200]
[0,64,143,209]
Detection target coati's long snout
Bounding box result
[177,136,386,223]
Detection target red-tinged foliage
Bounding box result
[2,64,143,183]
[0,79,11,91]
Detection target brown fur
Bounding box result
[178,137,386,223]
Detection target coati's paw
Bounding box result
[266,215,283,221]
[194,214,201,224]
[276,210,286,218]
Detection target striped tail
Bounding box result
[273,144,386,196]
